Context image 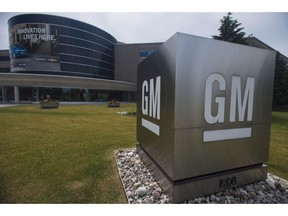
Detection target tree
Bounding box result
[212,12,248,45]
[273,52,288,108]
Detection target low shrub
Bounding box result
[107,99,120,107]
[40,99,59,109]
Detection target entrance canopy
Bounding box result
[0,73,136,91]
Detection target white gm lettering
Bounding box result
[204,73,226,124]
[230,76,254,122]
[203,73,255,142]
[141,76,161,135]
[204,73,255,124]
[142,76,161,120]
[142,80,149,116]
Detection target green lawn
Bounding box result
[0,104,136,203]
[0,104,287,203]
[268,112,288,180]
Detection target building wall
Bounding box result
[114,42,162,83]
[8,14,117,79]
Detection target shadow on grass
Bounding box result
[0,173,8,203]
[0,106,92,117]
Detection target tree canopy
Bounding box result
[273,52,288,108]
[212,12,248,45]
[213,13,288,109]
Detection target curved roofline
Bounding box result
[8,13,117,43]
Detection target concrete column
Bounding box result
[14,86,19,104]
[36,87,40,102]
[85,89,91,102]
[2,87,7,102]
[1,87,3,102]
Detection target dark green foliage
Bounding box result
[212,12,248,45]
[273,52,288,109]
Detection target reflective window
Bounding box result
[0,68,10,72]
[139,50,155,57]
[60,54,113,70]
[0,56,10,61]
[59,45,114,63]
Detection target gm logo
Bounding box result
[203,73,255,142]
[141,76,161,136]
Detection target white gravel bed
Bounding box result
[114,149,288,204]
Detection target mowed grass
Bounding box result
[0,104,136,203]
[0,104,287,203]
[268,112,288,180]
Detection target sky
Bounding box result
[0,0,288,56]
[1,11,287,57]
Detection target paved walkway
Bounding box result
[0,104,18,108]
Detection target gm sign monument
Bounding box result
[136,33,276,203]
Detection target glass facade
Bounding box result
[8,14,117,79]
[0,86,135,103]
[0,56,10,61]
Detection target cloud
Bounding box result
[0,12,287,57]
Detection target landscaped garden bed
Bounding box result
[40,100,59,109]
[107,100,120,107]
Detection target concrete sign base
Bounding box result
[137,144,267,203]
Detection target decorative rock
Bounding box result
[239,189,248,196]
[134,182,141,187]
[245,185,254,192]
[114,149,288,204]
[127,151,133,157]
[142,198,150,204]
[210,194,216,201]
[249,191,257,199]
[126,191,133,197]
[256,195,263,201]
[152,190,161,201]
[258,190,265,196]
[274,181,281,188]
[265,179,276,190]
[266,193,274,198]
[137,186,148,197]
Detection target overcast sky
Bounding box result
[1,3,288,57]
